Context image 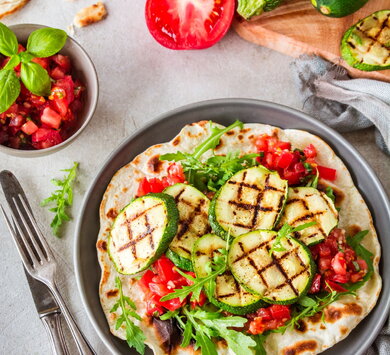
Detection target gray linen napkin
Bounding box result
[290,55,390,155]
[291,54,390,353]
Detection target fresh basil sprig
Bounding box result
[0,22,68,113]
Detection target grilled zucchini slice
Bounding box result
[108,193,179,275]
[341,10,390,71]
[193,234,264,314]
[228,230,315,304]
[209,166,288,239]
[164,183,210,271]
[278,187,338,246]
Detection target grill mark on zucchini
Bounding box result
[228,200,275,212]
[236,170,247,199]
[176,199,207,241]
[232,235,277,264]
[127,203,163,223]
[174,188,186,203]
[118,222,156,254]
[290,211,325,225]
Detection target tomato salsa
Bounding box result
[0,44,84,150]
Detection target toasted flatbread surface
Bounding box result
[0,0,29,19]
[97,121,381,354]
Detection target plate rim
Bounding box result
[74,98,390,355]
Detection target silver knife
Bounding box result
[24,268,69,355]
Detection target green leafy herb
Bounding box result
[252,334,267,355]
[0,22,18,56]
[0,23,68,113]
[20,61,51,96]
[41,162,78,237]
[161,121,260,192]
[269,221,317,255]
[237,0,267,20]
[0,69,20,113]
[159,310,179,321]
[346,230,374,292]
[325,186,336,203]
[27,28,67,58]
[111,277,146,354]
[161,233,230,302]
[306,168,319,188]
[179,307,256,355]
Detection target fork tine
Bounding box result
[17,194,54,260]
[12,195,47,262]
[0,204,35,271]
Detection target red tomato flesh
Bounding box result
[145,0,235,50]
[248,305,291,335]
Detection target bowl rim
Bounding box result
[0,23,99,157]
[74,98,390,354]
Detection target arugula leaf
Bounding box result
[20,61,51,96]
[0,22,18,56]
[325,186,336,203]
[41,162,78,237]
[269,221,317,255]
[159,310,178,320]
[0,69,21,114]
[111,277,146,354]
[306,168,319,188]
[27,27,67,58]
[181,307,256,355]
[160,121,255,192]
[252,334,267,355]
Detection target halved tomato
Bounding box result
[145,0,235,50]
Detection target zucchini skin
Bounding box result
[311,0,369,18]
[108,193,179,275]
[166,248,193,271]
[209,187,228,239]
[192,233,265,315]
[341,13,390,72]
[228,231,316,305]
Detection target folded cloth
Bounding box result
[366,313,390,355]
[290,55,390,155]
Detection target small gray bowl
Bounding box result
[0,24,98,157]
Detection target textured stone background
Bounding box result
[0,1,389,354]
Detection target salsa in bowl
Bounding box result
[0,24,98,157]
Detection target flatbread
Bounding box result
[0,0,29,19]
[96,121,381,355]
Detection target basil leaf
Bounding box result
[2,55,20,70]
[0,69,20,113]
[19,51,34,63]
[21,62,51,96]
[27,28,67,58]
[0,22,18,56]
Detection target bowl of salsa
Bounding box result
[0,24,98,157]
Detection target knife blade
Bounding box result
[24,268,60,316]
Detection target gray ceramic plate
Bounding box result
[74,99,390,355]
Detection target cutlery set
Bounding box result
[0,170,95,355]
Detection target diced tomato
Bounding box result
[330,273,350,284]
[51,54,71,73]
[154,256,178,282]
[21,120,38,135]
[50,98,68,117]
[190,292,207,309]
[304,144,317,158]
[265,136,278,152]
[9,114,25,127]
[248,305,291,335]
[309,274,322,294]
[325,280,347,293]
[40,107,62,129]
[294,162,306,174]
[167,163,185,181]
[318,244,332,257]
[317,165,337,181]
[17,44,25,53]
[276,151,294,169]
[31,128,62,148]
[55,76,75,104]
[269,305,290,320]
[31,57,49,70]
[357,259,368,272]
[350,273,363,283]
[282,168,301,185]
[331,252,347,276]
[318,257,332,272]
[139,269,155,293]
[255,135,268,151]
[149,283,171,297]
[50,66,66,80]
[275,141,291,151]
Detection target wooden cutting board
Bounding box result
[233,0,390,82]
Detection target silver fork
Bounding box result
[0,172,95,355]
